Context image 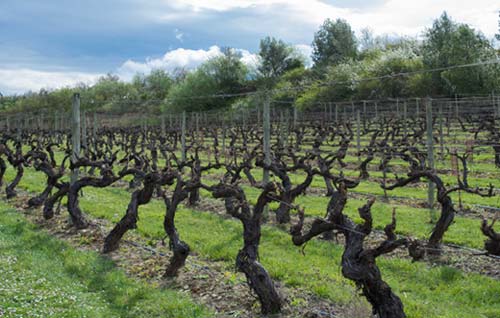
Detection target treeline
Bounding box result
[1,12,499,114]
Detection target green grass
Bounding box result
[6,171,499,318]
[78,188,499,318]
[0,201,209,318]
[9,164,499,250]
[3,150,500,317]
[198,182,498,249]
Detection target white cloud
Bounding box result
[157,0,499,39]
[347,0,499,38]
[4,1,499,95]
[237,48,259,70]
[1,46,260,94]
[117,45,258,80]
[168,0,272,12]
[0,68,101,95]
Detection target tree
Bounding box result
[206,47,248,94]
[85,74,137,112]
[312,18,357,69]
[422,12,498,95]
[258,36,304,82]
[357,47,429,99]
[165,48,248,112]
[139,69,173,101]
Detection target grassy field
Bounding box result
[0,201,209,318]
[3,166,500,318]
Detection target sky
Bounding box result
[0,0,498,95]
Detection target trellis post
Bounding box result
[356,109,361,162]
[71,93,81,185]
[181,111,186,163]
[263,94,271,217]
[425,97,436,221]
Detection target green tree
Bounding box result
[258,36,304,81]
[422,12,498,95]
[206,47,248,94]
[132,69,174,112]
[357,47,429,99]
[165,48,248,112]
[85,74,137,112]
[312,18,357,69]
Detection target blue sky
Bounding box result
[1,0,498,95]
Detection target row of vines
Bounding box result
[1,96,499,318]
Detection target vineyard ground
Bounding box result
[0,201,208,318]
[1,165,499,318]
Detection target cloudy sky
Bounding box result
[1,0,498,95]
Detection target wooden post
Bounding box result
[81,110,87,151]
[280,111,289,148]
[492,91,497,118]
[402,101,407,138]
[374,101,378,118]
[285,109,290,146]
[71,93,81,185]
[323,103,327,125]
[356,109,361,162]
[497,95,500,119]
[439,104,444,160]
[454,94,459,119]
[16,114,22,140]
[446,101,451,135]
[39,113,44,130]
[181,111,186,163]
[222,120,227,163]
[335,103,338,123]
[293,107,297,128]
[196,112,200,134]
[329,102,333,122]
[492,91,495,117]
[92,112,97,153]
[396,98,400,118]
[416,98,420,117]
[60,111,64,131]
[263,95,271,217]
[161,114,166,138]
[425,97,435,221]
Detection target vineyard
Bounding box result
[1,94,500,318]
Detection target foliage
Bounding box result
[356,47,430,99]
[312,18,357,70]
[165,48,249,112]
[422,12,499,95]
[0,202,208,318]
[257,36,305,85]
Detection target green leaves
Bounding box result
[312,18,357,69]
